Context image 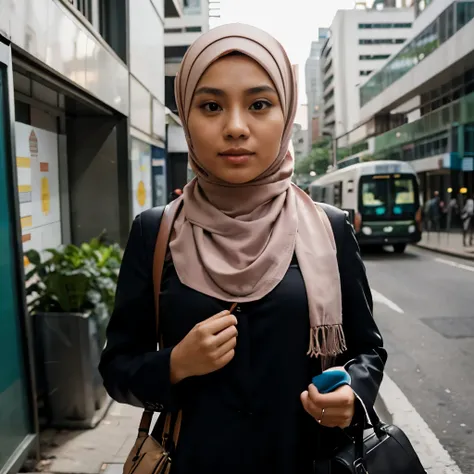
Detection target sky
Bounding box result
[213,0,357,109]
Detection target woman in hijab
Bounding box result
[100,24,386,474]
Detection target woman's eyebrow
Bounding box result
[245,85,277,95]
[194,85,278,97]
[194,86,225,96]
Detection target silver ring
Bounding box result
[318,408,325,423]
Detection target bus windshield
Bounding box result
[359,174,418,220]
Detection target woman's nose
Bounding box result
[224,109,250,139]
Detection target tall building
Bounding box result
[305,28,329,152]
[355,0,474,203]
[164,0,210,190]
[0,1,181,472]
[321,6,414,140]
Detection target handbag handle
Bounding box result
[136,196,184,445]
[352,391,385,467]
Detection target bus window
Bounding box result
[393,177,416,215]
[359,174,419,220]
[334,181,343,208]
[360,176,389,218]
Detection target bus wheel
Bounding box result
[393,243,406,254]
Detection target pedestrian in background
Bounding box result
[169,188,183,202]
[461,193,474,246]
[425,190,442,233]
[99,24,386,474]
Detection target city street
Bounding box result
[364,245,474,473]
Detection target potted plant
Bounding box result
[25,233,121,429]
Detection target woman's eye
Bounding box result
[250,100,271,111]
[202,102,221,112]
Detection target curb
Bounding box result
[412,243,474,261]
[377,375,462,474]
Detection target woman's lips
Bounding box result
[219,153,254,164]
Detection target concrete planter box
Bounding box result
[35,311,111,429]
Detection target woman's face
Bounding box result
[187,54,285,184]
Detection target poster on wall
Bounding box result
[131,138,152,219]
[15,123,61,264]
[152,146,167,207]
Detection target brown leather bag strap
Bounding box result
[152,197,184,340]
[137,197,184,438]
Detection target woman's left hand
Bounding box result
[300,383,355,429]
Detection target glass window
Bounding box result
[360,176,390,218]
[183,0,201,15]
[0,64,32,470]
[393,176,417,215]
[334,182,343,207]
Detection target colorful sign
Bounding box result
[131,138,152,218]
[15,123,61,257]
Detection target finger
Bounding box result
[213,335,237,359]
[213,325,238,347]
[301,391,323,419]
[307,384,353,409]
[205,310,230,322]
[317,409,353,428]
[214,348,235,369]
[204,314,238,335]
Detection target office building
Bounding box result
[356,0,474,201]
[305,28,329,151]
[321,6,414,140]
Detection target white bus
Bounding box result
[309,160,422,253]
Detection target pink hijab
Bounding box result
[170,23,346,358]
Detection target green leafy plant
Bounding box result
[25,232,122,319]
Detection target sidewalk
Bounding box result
[37,402,145,474]
[415,231,474,261]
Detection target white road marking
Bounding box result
[379,374,463,474]
[435,257,474,273]
[371,289,404,314]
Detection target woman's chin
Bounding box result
[216,168,260,185]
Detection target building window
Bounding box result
[359,38,406,45]
[68,0,94,23]
[185,26,202,32]
[359,54,391,60]
[183,0,201,15]
[358,23,412,28]
[360,70,373,76]
[99,0,127,63]
[165,28,183,33]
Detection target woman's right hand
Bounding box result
[170,310,238,383]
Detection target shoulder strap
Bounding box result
[136,196,184,442]
[152,197,184,340]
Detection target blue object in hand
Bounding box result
[312,369,351,394]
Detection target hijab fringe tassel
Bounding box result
[307,324,347,360]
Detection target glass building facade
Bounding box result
[0,41,37,474]
[360,1,474,107]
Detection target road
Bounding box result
[363,245,474,473]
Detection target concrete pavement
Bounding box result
[39,402,144,474]
[416,231,474,261]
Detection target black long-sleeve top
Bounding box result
[99,205,387,474]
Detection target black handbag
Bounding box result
[326,400,427,474]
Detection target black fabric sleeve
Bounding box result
[99,213,179,412]
[336,217,388,426]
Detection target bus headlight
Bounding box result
[362,226,372,236]
[408,225,416,234]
